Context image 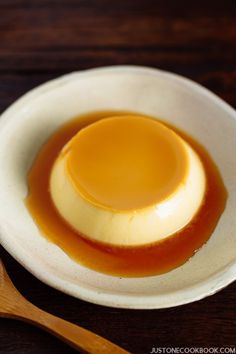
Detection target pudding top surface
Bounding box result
[64,115,189,211]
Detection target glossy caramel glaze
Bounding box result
[65,115,188,210]
[26,111,227,277]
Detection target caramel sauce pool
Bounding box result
[26,112,227,277]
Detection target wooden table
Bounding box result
[0,1,235,353]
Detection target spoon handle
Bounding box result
[7,294,129,354]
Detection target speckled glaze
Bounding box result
[0,66,235,309]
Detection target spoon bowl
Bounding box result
[0,259,129,354]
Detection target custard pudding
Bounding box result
[50,115,206,246]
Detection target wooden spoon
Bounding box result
[0,259,130,354]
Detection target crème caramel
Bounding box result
[50,115,206,246]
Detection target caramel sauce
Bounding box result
[26,111,227,277]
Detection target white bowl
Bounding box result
[0,66,235,309]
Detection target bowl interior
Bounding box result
[0,66,235,308]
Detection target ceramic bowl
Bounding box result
[0,66,235,309]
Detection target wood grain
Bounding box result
[0,260,129,354]
[0,1,236,353]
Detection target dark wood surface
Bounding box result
[0,1,236,353]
